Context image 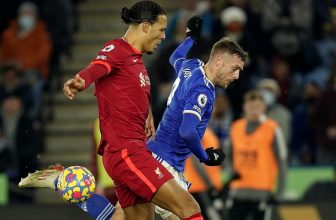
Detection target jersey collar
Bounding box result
[200,65,215,89]
[121,37,142,55]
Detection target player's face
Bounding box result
[143,15,167,54]
[216,54,244,88]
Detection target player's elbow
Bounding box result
[179,126,194,141]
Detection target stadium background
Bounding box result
[0,0,335,219]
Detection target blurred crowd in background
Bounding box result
[0,0,83,203]
[0,0,335,211]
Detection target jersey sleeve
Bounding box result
[169,37,194,73]
[183,85,213,121]
[90,40,126,74]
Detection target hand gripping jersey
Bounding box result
[148,38,215,172]
[92,38,151,154]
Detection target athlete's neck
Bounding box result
[203,63,216,85]
[123,27,143,53]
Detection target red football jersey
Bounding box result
[91,38,151,154]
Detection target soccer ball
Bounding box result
[56,166,96,204]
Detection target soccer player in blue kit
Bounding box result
[147,16,247,219]
[18,16,247,220]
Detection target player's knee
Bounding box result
[172,196,200,218]
[181,199,201,217]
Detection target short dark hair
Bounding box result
[243,90,264,103]
[120,1,166,25]
[210,37,248,62]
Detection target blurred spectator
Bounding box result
[220,6,247,43]
[184,127,223,220]
[290,81,321,164]
[226,90,287,220]
[0,1,52,120]
[221,0,262,43]
[1,1,52,79]
[310,6,336,89]
[208,89,233,147]
[312,64,336,165]
[257,78,292,144]
[0,65,32,110]
[269,56,292,106]
[0,96,39,202]
[260,0,324,72]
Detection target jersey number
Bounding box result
[167,78,181,105]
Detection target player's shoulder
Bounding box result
[181,58,203,69]
[97,38,132,60]
[100,39,126,51]
[104,38,124,45]
[179,58,203,80]
[189,67,214,91]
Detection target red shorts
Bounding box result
[102,147,173,208]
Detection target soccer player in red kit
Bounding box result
[63,1,203,220]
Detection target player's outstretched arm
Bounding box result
[63,64,109,100]
[169,16,203,71]
[169,37,194,69]
[180,114,225,166]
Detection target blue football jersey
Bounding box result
[148,38,215,172]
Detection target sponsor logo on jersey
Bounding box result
[96,55,107,60]
[133,58,139,63]
[183,68,192,78]
[197,94,207,107]
[193,105,202,114]
[101,44,115,52]
[139,72,150,87]
[155,167,164,179]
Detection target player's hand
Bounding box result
[63,74,85,100]
[186,16,203,42]
[145,108,155,140]
[203,147,225,166]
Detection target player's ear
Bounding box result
[215,54,223,68]
[141,22,151,33]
